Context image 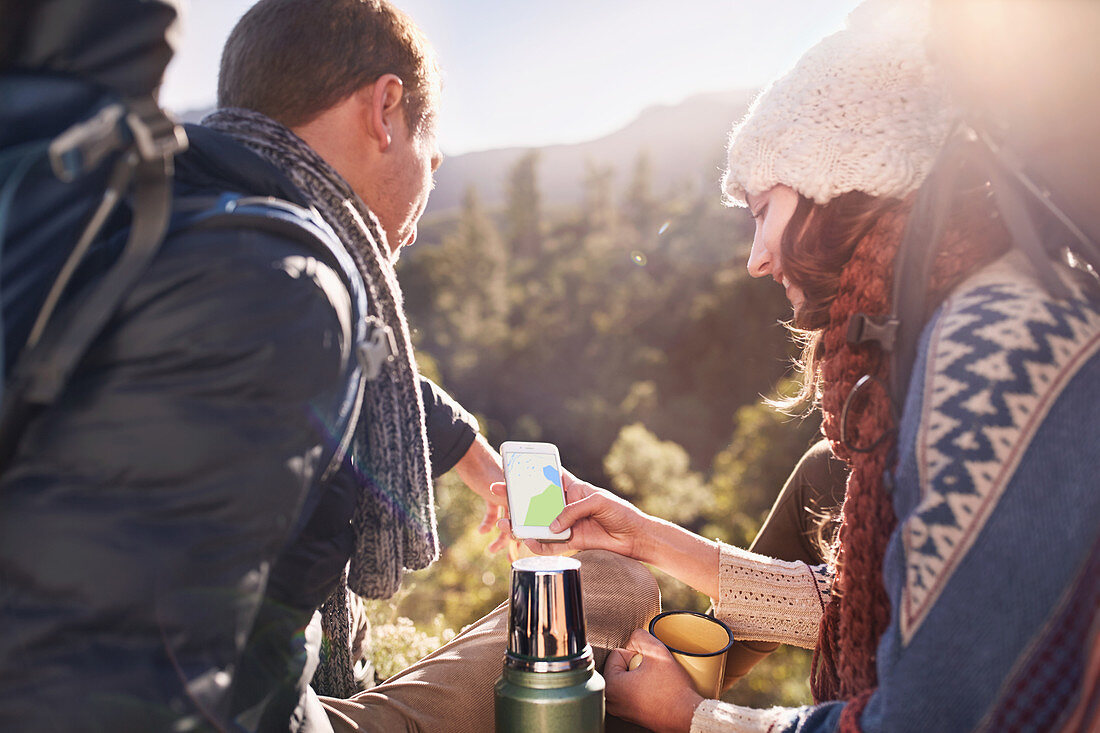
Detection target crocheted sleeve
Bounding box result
[713,542,831,649]
[690,700,799,733]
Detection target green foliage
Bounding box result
[391,471,512,629]
[604,423,707,525]
[361,593,457,683]
[707,395,820,547]
[723,647,813,708]
[402,150,793,482]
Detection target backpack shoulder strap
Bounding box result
[185,195,377,483]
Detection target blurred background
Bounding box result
[164,0,861,707]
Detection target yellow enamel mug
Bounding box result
[648,610,735,698]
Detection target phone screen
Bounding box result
[504,451,566,528]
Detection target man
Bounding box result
[203,0,515,704]
[0,0,658,730]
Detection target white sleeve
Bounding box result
[712,542,831,649]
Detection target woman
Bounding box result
[501,2,1100,731]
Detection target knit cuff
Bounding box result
[713,542,830,649]
[691,699,793,733]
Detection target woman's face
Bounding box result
[745,184,804,315]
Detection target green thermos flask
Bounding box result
[495,555,604,732]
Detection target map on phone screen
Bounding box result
[505,453,565,526]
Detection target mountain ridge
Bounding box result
[425,88,756,214]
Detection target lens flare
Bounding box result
[630,250,648,266]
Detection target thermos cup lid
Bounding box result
[506,556,590,671]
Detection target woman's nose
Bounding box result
[746,234,772,278]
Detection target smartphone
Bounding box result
[500,441,571,542]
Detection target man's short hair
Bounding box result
[218,0,440,131]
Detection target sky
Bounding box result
[161,0,862,156]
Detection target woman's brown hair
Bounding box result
[777,165,1004,414]
[771,192,906,413]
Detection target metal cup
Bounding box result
[506,555,591,671]
[648,610,735,698]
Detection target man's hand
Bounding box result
[452,434,510,553]
[603,629,703,733]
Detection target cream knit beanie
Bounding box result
[722,0,953,207]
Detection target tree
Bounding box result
[581,159,616,248]
[603,423,709,526]
[445,186,508,348]
[398,185,509,400]
[505,150,543,259]
[623,148,658,244]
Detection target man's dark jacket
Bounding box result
[0,121,477,731]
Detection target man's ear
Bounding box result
[359,73,405,152]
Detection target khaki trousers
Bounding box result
[321,550,661,732]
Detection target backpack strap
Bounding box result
[885,127,969,414]
[850,123,1100,420]
[0,138,51,381]
[185,195,375,483]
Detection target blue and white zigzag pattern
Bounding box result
[901,262,1100,644]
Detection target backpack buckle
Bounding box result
[47,99,188,183]
[125,98,188,164]
[846,313,899,350]
[357,318,397,380]
[48,103,128,181]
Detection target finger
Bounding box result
[512,528,589,556]
[627,629,673,659]
[478,507,493,534]
[561,472,594,501]
[489,483,511,521]
[523,538,561,556]
[603,647,631,676]
[478,503,501,534]
[548,493,604,533]
[487,528,509,554]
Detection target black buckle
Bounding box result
[846,313,899,350]
[48,103,128,181]
[125,98,188,164]
[47,99,188,183]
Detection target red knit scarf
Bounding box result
[808,197,1006,731]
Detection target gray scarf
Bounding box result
[204,108,438,697]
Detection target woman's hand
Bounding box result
[603,629,703,733]
[489,473,653,561]
[491,470,719,597]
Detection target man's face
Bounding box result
[373,109,443,259]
